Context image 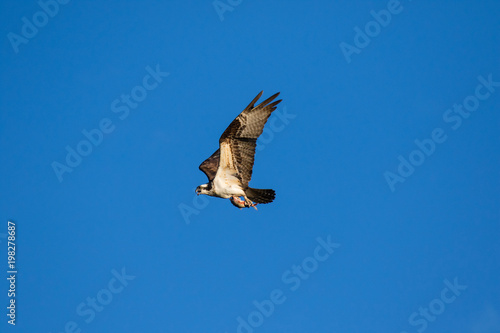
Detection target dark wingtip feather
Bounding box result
[257,92,281,109]
[269,99,282,108]
[244,91,264,111]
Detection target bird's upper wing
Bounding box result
[199,149,220,181]
[218,91,281,187]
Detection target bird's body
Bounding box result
[213,166,245,199]
[196,91,281,209]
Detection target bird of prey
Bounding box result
[196,91,281,210]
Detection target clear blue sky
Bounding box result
[1,1,499,332]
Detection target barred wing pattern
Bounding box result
[218,92,281,187]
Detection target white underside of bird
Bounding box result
[212,167,245,199]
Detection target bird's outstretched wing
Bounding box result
[199,149,220,181]
[218,91,281,187]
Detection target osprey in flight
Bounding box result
[196,91,281,210]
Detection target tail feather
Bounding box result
[246,188,276,204]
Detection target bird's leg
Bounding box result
[243,195,258,210]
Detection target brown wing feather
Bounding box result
[219,92,281,186]
[228,139,257,186]
[198,149,220,181]
[220,91,281,141]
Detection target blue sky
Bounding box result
[1,1,499,332]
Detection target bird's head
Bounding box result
[195,184,210,195]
